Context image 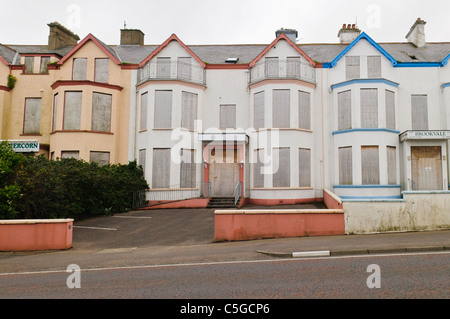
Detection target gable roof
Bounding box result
[138,33,206,68]
[57,33,121,66]
[0,43,17,65]
[249,32,316,68]
[328,32,398,67]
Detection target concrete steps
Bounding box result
[207,197,238,208]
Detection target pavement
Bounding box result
[0,205,449,274]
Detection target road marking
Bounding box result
[73,226,117,231]
[292,250,330,258]
[0,251,448,277]
[112,216,152,219]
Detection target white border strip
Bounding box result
[292,250,330,258]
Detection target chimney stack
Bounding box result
[338,23,361,43]
[276,28,298,43]
[406,18,426,48]
[48,22,80,50]
[120,29,145,46]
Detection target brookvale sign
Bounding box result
[1,140,40,152]
[400,130,450,142]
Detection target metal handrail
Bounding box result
[234,182,242,205]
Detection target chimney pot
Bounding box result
[338,23,361,43]
[120,29,145,46]
[406,18,426,48]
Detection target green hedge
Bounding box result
[0,142,148,220]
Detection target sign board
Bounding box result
[1,140,40,152]
[400,131,450,142]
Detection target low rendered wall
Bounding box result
[343,191,450,234]
[0,219,73,251]
[214,209,345,242]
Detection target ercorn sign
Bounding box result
[2,140,40,153]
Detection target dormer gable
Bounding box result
[57,33,121,66]
[138,34,205,68]
[249,32,316,68]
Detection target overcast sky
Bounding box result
[1,0,449,46]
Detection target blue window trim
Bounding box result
[332,128,400,135]
[334,184,402,189]
[331,78,399,90]
[441,83,450,90]
[340,196,404,201]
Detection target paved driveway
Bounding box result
[72,208,216,250]
[72,203,326,250]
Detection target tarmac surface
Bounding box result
[0,204,449,274]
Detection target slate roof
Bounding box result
[1,39,449,66]
[0,43,19,65]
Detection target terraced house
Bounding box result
[1,19,450,221]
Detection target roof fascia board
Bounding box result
[138,34,206,68]
[249,33,316,68]
[330,32,398,67]
[57,34,121,66]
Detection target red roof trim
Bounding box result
[57,34,121,66]
[249,33,316,68]
[138,33,206,68]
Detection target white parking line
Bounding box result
[112,216,152,219]
[73,226,117,231]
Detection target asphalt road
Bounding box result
[1,251,448,301]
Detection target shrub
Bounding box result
[0,141,24,219]
[14,156,148,220]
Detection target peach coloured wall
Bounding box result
[214,210,345,242]
[0,219,73,251]
[323,188,344,209]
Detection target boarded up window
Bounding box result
[180,149,196,188]
[298,90,311,130]
[91,92,112,132]
[385,90,395,130]
[52,93,58,131]
[253,149,264,188]
[338,90,351,130]
[178,57,192,80]
[287,57,300,77]
[411,94,428,130]
[339,146,352,185]
[140,92,148,131]
[298,148,311,187]
[360,88,378,128]
[273,147,290,187]
[367,56,381,78]
[181,91,197,130]
[63,91,82,130]
[154,90,172,128]
[72,58,87,80]
[40,56,50,74]
[61,151,79,160]
[90,151,110,166]
[152,148,170,188]
[254,91,265,130]
[220,104,236,128]
[157,57,171,78]
[273,89,290,128]
[95,58,109,83]
[346,56,360,80]
[387,146,397,185]
[265,57,279,77]
[23,98,42,134]
[139,149,146,174]
[24,56,34,74]
[361,146,380,184]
